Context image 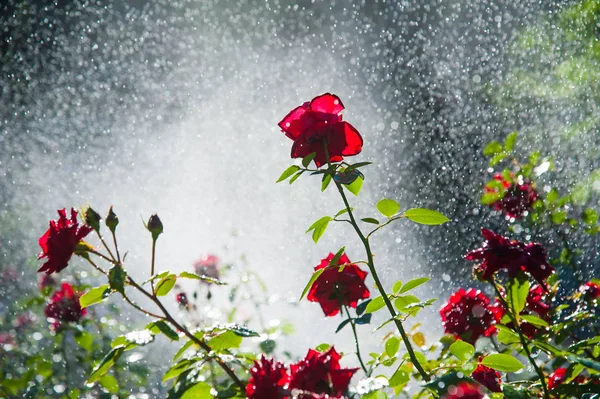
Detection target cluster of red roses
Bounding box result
[246,347,357,399]
[36,208,90,328]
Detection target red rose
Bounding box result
[39,274,57,290]
[485,174,537,219]
[193,254,221,282]
[548,367,567,390]
[44,282,87,325]
[278,93,363,167]
[288,347,357,398]
[579,281,600,301]
[466,228,554,288]
[472,357,502,392]
[442,382,486,399]
[176,292,189,309]
[246,355,290,399]
[307,253,370,317]
[440,288,503,344]
[38,208,93,275]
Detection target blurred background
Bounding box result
[1,0,599,395]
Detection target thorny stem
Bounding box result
[343,305,369,375]
[322,140,431,382]
[125,276,246,391]
[83,248,245,391]
[98,233,117,264]
[87,249,115,266]
[491,279,550,399]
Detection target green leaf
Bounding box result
[582,208,598,225]
[483,141,503,156]
[208,330,242,351]
[163,358,200,381]
[389,365,410,388]
[299,268,325,301]
[334,208,351,217]
[355,313,372,325]
[75,331,94,352]
[329,246,346,268]
[361,217,380,224]
[489,152,507,166]
[392,281,403,294]
[345,161,373,171]
[181,382,212,399]
[155,275,177,296]
[394,295,420,311]
[398,277,430,294]
[80,285,111,309]
[449,340,475,362]
[108,264,127,295]
[227,325,260,338]
[87,346,125,384]
[173,340,195,361]
[496,327,520,345]
[98,374,119,394]
[179,271,225,285]
[147,321,179,341]
[402,208,450,225]
[521,315,549,327]
[552,210,567,224]
[321,173,332,192]
[385,336,400,357]
[335,319,352,333]
[502,385,530,399]
[315,343,331,352]
[302,152,317,167]
[566,355,600,372]
[364,296,386,314]
[306,216,332,243]
[504,131,518,151]
[356,299,371,316]
[289,170,304,184]
[343,175,363,196]
[376,199,400,217]
[481,354,524,372]
[276,165,300,183]
[506,273,530,316]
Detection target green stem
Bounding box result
[343,305,369,376]
[491,280,549,399]
[150,238,157,294]
[111,230,122,264]
[321,139,430,381]
[126,276,246,391]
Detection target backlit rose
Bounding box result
[440,288,503,344]
[472,357,502,392]
[246,355,290,399]
[466,228,554,288]
[38,208,93,275]
[44,282,87,326]
[279,93,363,167]
[307,253,370,317]
[442,382,486,399]
[288,347,357,398]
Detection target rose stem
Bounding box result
[491,278,549,399]
[323,140,431,382]
[343,304,369,375]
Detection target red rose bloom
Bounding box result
[485,174,537,219]
[548,367,567,390]
[442,382,486,399]
[440,288,503,344]
[176,292,189,309]
[279,93,363,167]
[193,254,221,282]
[288,347,357,398]
[38,208,93,275]
[246,355,290,399]
[44,282,87,325]
[580,281,600,301]
[472,357,502,392]
[466,228,554,288]
[307,253,370,317]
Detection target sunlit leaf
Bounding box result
[276,165,300,183]
[449,340,474,362]
[302,152,316,167]
[504,131,518,151]
[299,268,325,301]
[402,208,450,225]
[507,273,530,316]
[376,199,400,217]
[364,296,386,314]
[80,285,111,309]
[385,336,400,357]
[481,354,523,372]
[398,277,430,294]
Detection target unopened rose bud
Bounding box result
[106,206,119,233]
[85,206,102,232]
[147,213,163,241]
